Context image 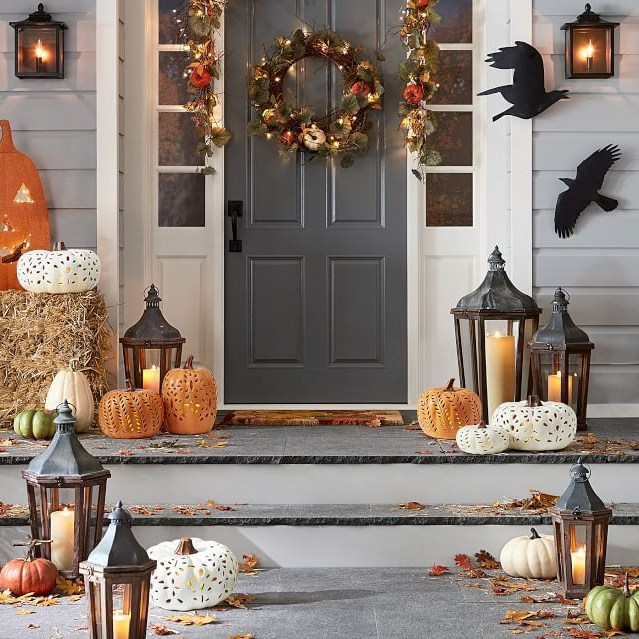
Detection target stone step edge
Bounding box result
[1,503,637,527]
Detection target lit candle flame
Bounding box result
[586,39,595,60]
[35,39,46,61]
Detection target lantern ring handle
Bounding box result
[570,460,591,481]
[544,343,555,351]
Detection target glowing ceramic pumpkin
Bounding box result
[491,396,577,451]
[500,528,557,579]
[45,369,95,432]
[17,242,100,293]
[455,421,509,455]
[0,119,50,290]
[147,537,238,611]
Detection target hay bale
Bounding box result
[0,290,110,428]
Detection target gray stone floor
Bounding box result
[0,568,592,639]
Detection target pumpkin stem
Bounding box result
[445,378,456,392]
[625,572,632,598]
[13,537,51,562]
[174,537,198,556]
[527,395,542,408]
[478,420,486,429]
[52,241,67,251]
[184,355,195,370]
[125,378,136,392]
[530,528,541,540]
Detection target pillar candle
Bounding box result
[485,332,516,419]
[142,364,160,394]
[547,371,573,404]
[50,507,75,571]
[571,546,586,584]
[113,610,131,639]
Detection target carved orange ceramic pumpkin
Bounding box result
[98,380,164,439]
[162,355,217,435]
[0,120,50,290]
[417,378,482,439]
[0,543,58,596]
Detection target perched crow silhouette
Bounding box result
[554,145,621,238]
[478,41,569,121]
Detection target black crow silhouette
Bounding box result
[478,41,569,121]
[554,145,621,238]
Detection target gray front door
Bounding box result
[224,0,407,404]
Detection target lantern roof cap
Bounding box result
[453,247,540,313]
[26,401,105,477]
[532,287,592,346]
[84,501,155,569]
[561,3,619,28]
[555,457,607,512]
[10,4,68,28]
[121,284,184,344]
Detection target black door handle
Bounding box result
[228,201,243,253]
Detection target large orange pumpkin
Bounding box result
[98,380,164,439]
[417,378,482,439]
[0,542,58,596]
[162,355,217,435]
[0,120,50,290]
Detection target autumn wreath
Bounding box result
[248,28,384,168]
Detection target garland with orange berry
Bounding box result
[248,28,384,168]
[183,0,231,174]
[398,0,442,180]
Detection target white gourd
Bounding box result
[148,537,238,611]
[17,243,100,294]
[455,422,509,455]
[45,370,95,432]
[500,528,557,579]
[491,396,577,452]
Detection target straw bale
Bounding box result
[0,290,110,428]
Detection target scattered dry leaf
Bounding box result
[199,440,229,448]
[566,629,604,639]
[225,593,255,609]
[36,596,59,607]
[239,554,259,575]
[165,613,217,626]
[475,549,500,570]
[206,500,235,512]
[429,564,451,576]
[16,609,35,615]
[55,576,84,596]
[27,623,40,629]
[149,622,179,635]
[454,554,473,570]
[396,501,425,511]
[227,635,255,639]
[118,449,133,456]
[415,450,432,455]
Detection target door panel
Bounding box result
[224,0,407,403]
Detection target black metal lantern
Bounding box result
[22,401,110,578]
[10,4,67,79]
[562,4,619,79]
[451,247,541,422]
[550,458,612,599]
[530,288,594,431]
[120,284,185,393]
[80,501,156,639]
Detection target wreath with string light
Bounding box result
[248,29,384,168]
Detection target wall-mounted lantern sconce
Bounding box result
[562,4,619,79]
[10,4,67,79]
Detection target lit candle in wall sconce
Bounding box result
[485,331,516,419]
[35,38,45,73]
[585,39,594,72]
[142,364,160,394]
[548,370,574,404]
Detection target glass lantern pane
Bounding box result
[112,583,133,638]
[426,173,473,227]
[569,524,588,585]
[572,27,613,75]
[88,581,105,639]
[428,112,473,166]
[140,349,162,393]
[431,51,473,105]
[158,173,205,227]
[431,0,472,43]
[159,51,190,105]
[535,352,581,410]
[17,27,58,75]
[159,112,201,167]
[158,0,184,44]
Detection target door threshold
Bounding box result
[220,404,416,410]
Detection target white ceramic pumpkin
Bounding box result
[45,369,95,432]
[491,396,577,452]
[455,422,510,455]
[500,528,557,579]
[17,242,101,293]
[301,125,326,151]
[147,537,238,611]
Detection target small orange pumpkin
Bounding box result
[0,539,58,596]
[98,380,164,439]
[162,355,217,435]
[417,378,482,439]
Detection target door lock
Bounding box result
[228,200,243,253]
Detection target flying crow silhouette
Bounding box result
[554,145,621,238]
[478,41,569,121]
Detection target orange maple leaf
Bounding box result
[428,564,451,576]
[454,553,473,570]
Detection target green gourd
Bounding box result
[586,573,639,632]
[13,410,56,440]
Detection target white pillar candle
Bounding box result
[113,610,131,639]
[571,546,586,585]
[547,370,573,403]
[485,331,516,419]
[142,364,160,394]
[50,507,75,571]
